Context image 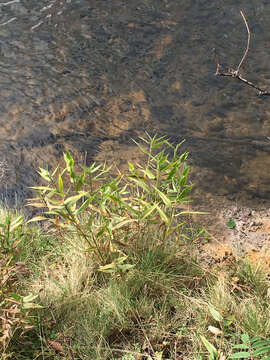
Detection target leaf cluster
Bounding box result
[28,134,196,273]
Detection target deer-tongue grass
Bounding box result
[28,133,197,274]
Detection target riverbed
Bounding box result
[1,0,270,218]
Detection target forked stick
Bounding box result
[214,10,270,96]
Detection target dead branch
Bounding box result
[214,10,270,96]
[237,10,250,74]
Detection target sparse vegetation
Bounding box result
[0,135,270,359]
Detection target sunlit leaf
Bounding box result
[75,197,92,215]
[232,345,249,350]
[229,352,251,359]
[154,186,171,207]
[22,302,43,309]
[23,294,39,303]
[142,204,158,219]
[208,305,223,322]
[200,336,218,358]
[111,218,135,231]
[10,216,24,231]
[156,205,169,224]
[75,172,86,192]
[64,193,87,206]
[128,162,134,171]
[253,347,270,356]
[142,168,155,179]
[27,216,47,224]
[38,168,51,182]
[58,174,64,194]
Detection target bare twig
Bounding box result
[215,10,270,96]
[236,11,250,74]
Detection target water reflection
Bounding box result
[0,0,270,208]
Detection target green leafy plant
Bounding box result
[28,134,199,272]
[227,218,236,229]
[230,334,270,359]
[126,134,202,243]
[201,305,270,359]
[0,213,24,255]
[200,306,234,360]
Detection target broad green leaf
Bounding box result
[128,177,150,193]
[58,174,64,194]
[64,151,76,181]
[252,340,269,348]
[22,303,43,309]
[152,139,166,149]
[82,246,96,252]
[166,222,185,236]
[227,218,236,229]
[30,186,55,192]
[200,336,218,358]
[27,216,47,224]
[208,306,223,322]
[75,172,86,192]
[182,166,189,176]
[118,264,135,272]
[128,162,134,171]
[10,216,24,231]
[75,197,92,216]
[224,315,235,327]
[154,186,171,207]
[142,168,155,179]
[38,168,51,182]
[99,263,117,272]
[142,204,158,219]
[232,345,249,350]
[64,193,86,206]
[27,202,45,208]
[96,227,106,239]
[63,151,74,167]
[121,202,139,216]
[253,347,270,356]
[115,256,128,264]
[179,152,188,162]
[46,210,67,217]
[251,336,261,342]
[166,167,177,180]
[9,293,23,302]
[175,211,207,217]
[51,165,60,177]
[156,205,169,224]
[229,352,251,359]
[23,294,39,303]
[178,186,193,200]
[241,334,250,343]
[81,163,101,174]
[111,219,135,231]
[154,351,163,360]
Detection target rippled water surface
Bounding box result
[1,0,270,208]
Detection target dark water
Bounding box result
[1,0,270,208]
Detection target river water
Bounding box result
[1,0,270,210]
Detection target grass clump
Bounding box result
[0,134,270,359]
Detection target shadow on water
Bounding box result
[1,0,270,210]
